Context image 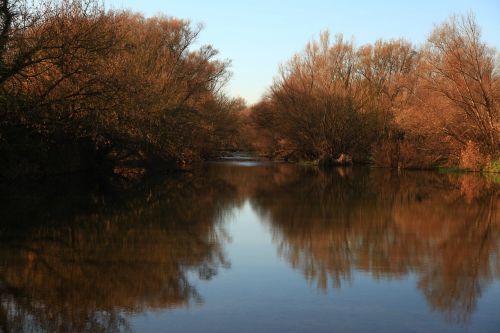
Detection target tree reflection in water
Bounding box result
[0,173,235,332]
[243,166,499,324]
[0,165,498,331]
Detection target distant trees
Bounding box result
[0,0,242,178]
[247,13,499,170]
[246,33,420,163]
[253,33,383,162]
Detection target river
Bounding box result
[0,158,499,332]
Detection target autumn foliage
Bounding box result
[0,1,498,177]
[246,13,499,169]
[0,0,243,178]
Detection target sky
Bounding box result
[106,0,500,105]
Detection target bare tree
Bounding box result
[422,13,499,155]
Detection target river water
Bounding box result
[0,159,499,332]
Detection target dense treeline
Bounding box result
[1,2,498,178]
[0,0,244,178]
[244,13,499,170]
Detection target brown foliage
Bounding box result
[247,33,389,162]
[460,140,489,171]
[422,13,499,154]
[247,13,499,169]
[0,0,244,177]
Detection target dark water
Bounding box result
[0,160,499,332]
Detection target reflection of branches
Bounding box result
[250,167,499,324]
[0,172,236,332]
[277,234,353,290]
[0,293,132,333]
[418,189,499,324]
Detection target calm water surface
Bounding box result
[0,160,499,332]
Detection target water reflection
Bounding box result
[0,174,234,332]
[243,166,500,324]
[0,165,498,331]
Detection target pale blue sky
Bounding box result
[107,0,500,104]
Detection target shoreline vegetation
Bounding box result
[0,0,245,179]
[241,13,499,174]
[0,0,498,180]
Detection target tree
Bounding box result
[255,32,384,162]
[0,0,238,178]
[422,13,499,156]
[357,38,419,135]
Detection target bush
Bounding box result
[460,141,488,171]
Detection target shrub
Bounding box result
[460,141,488,171]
